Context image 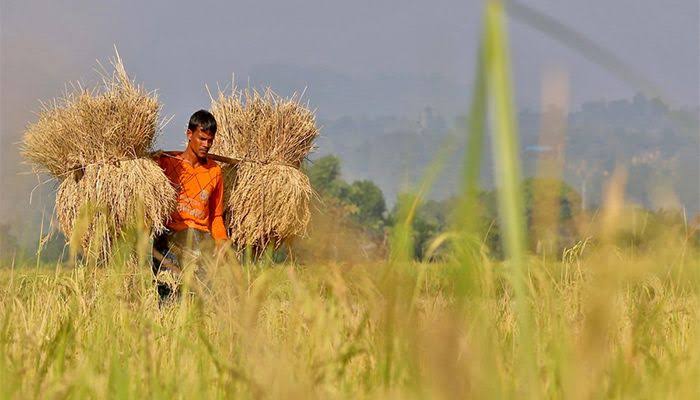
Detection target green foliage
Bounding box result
[477,179,583,258]
[306,155,387,234]
[307,155,345,196]
[347,180,386,230]
[388,197,454,260]
[523,178,582,221]
[388,177,586,261]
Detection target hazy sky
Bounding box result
[1,0,698,238]
[2,0,697,121]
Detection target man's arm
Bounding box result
[209,171,228,244]
[211,216,227,243]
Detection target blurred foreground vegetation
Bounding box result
[300,154,698,263]
[1,221,699,398]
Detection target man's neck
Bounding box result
[181,147,207,167]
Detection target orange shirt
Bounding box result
[157,155,228,240]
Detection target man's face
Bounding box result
[187,127,215,159]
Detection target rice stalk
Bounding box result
[226,163,313,250]
[211,87,317,166]
[55,158,175,263]
[21,54,163,178]
[21,53,173,262]
[210,86,318,250]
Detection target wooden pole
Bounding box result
[150,150,242,166]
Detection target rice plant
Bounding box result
[4,1,698,399]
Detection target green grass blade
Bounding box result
[484,0,526,266]
[451,43,488,298]
[484,0,536,394]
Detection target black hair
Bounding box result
[187,109,217,134]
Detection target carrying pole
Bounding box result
[151,150,242,166]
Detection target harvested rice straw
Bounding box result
[210,86,319,250]
[21,51,173,262]
[227,163,313,249]
[55,158,176,262]
[210,87,318,166]
[22,52,163,178]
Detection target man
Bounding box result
[152,109,228,301]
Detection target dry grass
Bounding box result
[55,159,176,262]
[211,88,317,167]
[1,228,698,398]
[225,163,312,249]
[21,53,175,262]
[22,54,162,178]
[210,87,318,250]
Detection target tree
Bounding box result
[523,178,582,253]
[306,155,388,234]
[347,180,386,231]
[523,178,582,224]
[307,155,342,195]
[387,196,453,260]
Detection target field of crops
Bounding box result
[3,2,698,399]
[1,225,698,398]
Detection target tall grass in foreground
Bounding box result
[3,1,699,399]
[1,225,699,398]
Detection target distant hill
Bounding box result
[314,93,699,216]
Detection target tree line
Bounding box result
[305,154,697,261]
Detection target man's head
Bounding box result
[186,110,217,159]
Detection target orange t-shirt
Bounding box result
[157,155,228,240]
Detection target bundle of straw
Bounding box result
[23,57,160,178]
[55,159,176,261]
[22,54,175,262]
[210,88,318,250]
